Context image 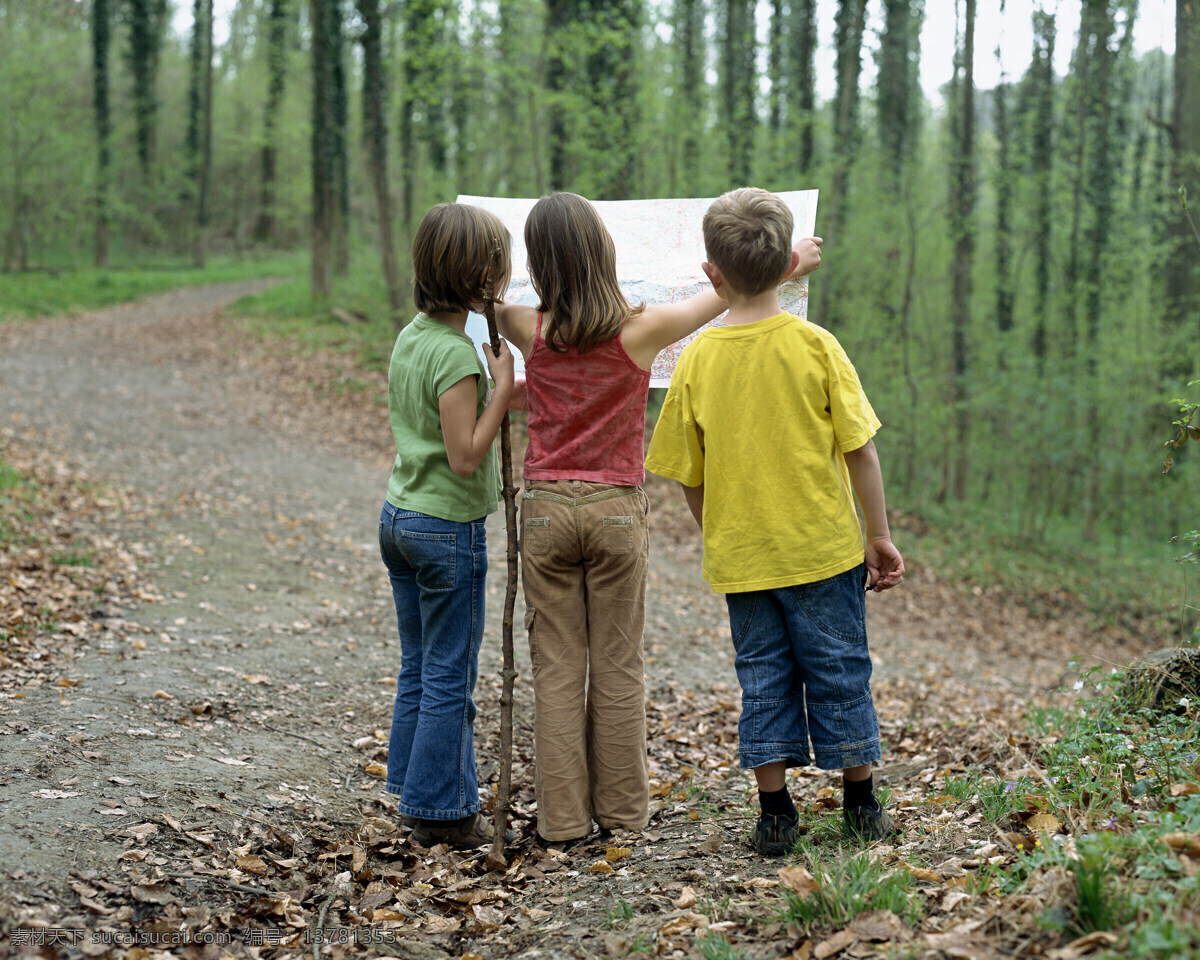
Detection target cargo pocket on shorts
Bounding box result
[524,607,541,671]
[601,515,634,554]
[524,516,551,555]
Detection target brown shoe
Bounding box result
[412,812,498,849]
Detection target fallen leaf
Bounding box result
[151,690,173,699]
[1170,782,1200,798]
[213,757,249,766]
[31,789,81,799]
[673,886,698,909]
[848,909,908,942]
[589,861,614,874]
[605,846,631,863]
[813,928,857,959]
[659,913,710,935]
[57,678,80,687]
[1162,832,1200,857]
[237,856,269,875]
[364,762,387,777]
[130,883,173,903]
[242,674,271,685]
[779,865,820,898]
[1027,812,1062,835]
[697,833,723,855]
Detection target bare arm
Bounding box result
[622,237,824,368]
[492,301,538,360]
[438,341,515,478]
[681,482,704,530]
[842,439,904,591]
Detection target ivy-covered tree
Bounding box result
[92,0,112,266]
[253,0,289,244]
[947,0,976,502]
[720,0,756,186]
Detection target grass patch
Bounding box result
[232,252,406,375]
[778,850,920,931]
[0,252,303,322]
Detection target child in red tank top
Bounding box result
[494,192,822,846]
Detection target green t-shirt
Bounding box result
[385,314,500,522]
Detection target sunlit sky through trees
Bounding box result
[182,0,1175,108]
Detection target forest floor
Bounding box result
[0,284,1164,960]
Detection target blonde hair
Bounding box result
[702,187,793,296]
[525,192,644,352]
[411,203,511,315]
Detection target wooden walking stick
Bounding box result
[481,239,519,871]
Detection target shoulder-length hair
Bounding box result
[524,193,644,352]
[412,203,511,316]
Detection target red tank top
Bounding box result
[523,314,651,485]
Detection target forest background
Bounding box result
[0,0,1197,637]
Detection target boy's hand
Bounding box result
[786,236,823,280]
[865,537,904,592]
[485,338,515,391]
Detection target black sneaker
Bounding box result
[843,798,897,840]
[751,812,800,857]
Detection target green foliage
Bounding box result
[945,666,1200,950]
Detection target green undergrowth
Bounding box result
[0,252,303,322]
[900,507,1198,643]
[231,252,408,374]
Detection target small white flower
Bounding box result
[1073,680,1084,692]
[1180,697,1191,709]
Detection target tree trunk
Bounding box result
[948,0,976,503]
[310,0,335,299]
[721,0,756,185]
[677,0,705,192]
[92,0,111,267]
[357,0,405,327]
[814,0,867,328]
[791,0,817,173]
[332,1,350,278]
[1028,9,1056,372]
[877,0,924,180]
[1166,0,1200,377]
[254,0,288,244]
[546,0,573,191]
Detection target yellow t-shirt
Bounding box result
[644,312,880,593]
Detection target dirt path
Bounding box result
[0,285,1151,958]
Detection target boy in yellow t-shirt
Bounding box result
[644,187,905,856]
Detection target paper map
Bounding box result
[457,190,818,387]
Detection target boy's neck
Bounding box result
[719,291,785,327]
[425,309,469,333]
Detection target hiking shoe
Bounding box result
[751,812,800,857]
[412,812,509,849]
[843,799,897,841]
[535,832,590,853]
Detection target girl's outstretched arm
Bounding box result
[622,236,823,368]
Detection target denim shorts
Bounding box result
[724,563,881,771]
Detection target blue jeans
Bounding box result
[378,502,487,820]
[724,563,881,771]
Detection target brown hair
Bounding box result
[411,203,511,315]
[524,192,644,352]
[702,187,793,296]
